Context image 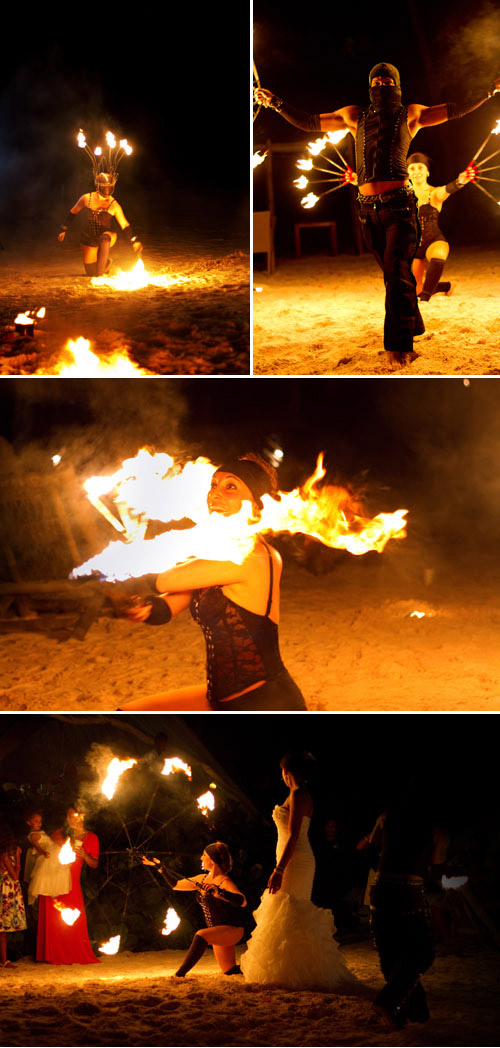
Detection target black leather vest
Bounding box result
[356,104,412,186]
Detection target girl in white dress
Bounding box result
[241,752,356,991]
[24,812,71,906]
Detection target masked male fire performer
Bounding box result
[255,64,500,367]
[58,132,143,277]
[407,152,474,300]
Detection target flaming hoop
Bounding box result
[465,119,500,206]
[293,132,356,209]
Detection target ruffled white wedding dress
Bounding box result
[241,804,356,990]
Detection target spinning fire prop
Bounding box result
[293,132,355,209]
[465,118,500,205]
[72,450,407,581]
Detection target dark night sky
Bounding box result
[253,0,500,248]
[2,376,500,558]
[0,8,249,237]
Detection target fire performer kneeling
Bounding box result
[119,455,307,712]
[145,842,246,977]
[255,66,500,367]
[58,130,142,277]
[407,153,474,300]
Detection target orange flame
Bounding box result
[54,901,80,925]
[99,934,121,954]
[102,757,137,799]
[58,838,76,865]
[90,258,188,292]
[51,337,149,376]
[161,907,181,936]
[162,757,192,779]
[197,790,215,816]
[72,451,407,581]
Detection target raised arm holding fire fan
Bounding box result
[255,64,500,367]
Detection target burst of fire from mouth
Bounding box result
[162,757,192,779]
[162,908,181,936]
[102,757,137,799]
[58,838,76,865]
[197,791,215,817]
[99,935,121,954]
[71,450,408,581]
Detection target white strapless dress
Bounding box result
[27,831,71,904]
[240,805,355,990]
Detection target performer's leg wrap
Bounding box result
[175,932,207,976]
[419,258,446,300]
[84,261,97,277]
[96,233,112,276]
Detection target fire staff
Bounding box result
[118,455,307,712]
[144,842,246,977]
[407,153,474,300]
[255,64,500,368]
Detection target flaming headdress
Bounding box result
[77,129,133,187]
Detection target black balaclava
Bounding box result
[369,63,402,111]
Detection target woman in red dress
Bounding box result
[36,808,100,965]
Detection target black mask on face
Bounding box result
[368,63,402,111]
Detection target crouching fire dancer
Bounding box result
[144,842,246,977]
[407,153,475,300]
[118,455,307,712]
[58,130,143,277]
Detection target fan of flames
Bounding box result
[72,449,408,580]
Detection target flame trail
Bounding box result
[102,757,137,799]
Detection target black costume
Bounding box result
[80,195,116,247]
[197,876,247,928]
[369,804,435,1028]
[190,542,306,711]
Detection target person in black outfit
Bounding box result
[58,171,143,277]
[144,841,246,976]
[255,64,500,368]
[407,152,474,300]
[119,455,307,712]
[367,796,439,1029]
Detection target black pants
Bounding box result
[358,189,423,354]
[370,877,435,1025]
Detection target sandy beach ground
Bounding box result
[0,231,249,376]
[252,245,500,376]
[0,938,498,1047]
[1,549,500,712]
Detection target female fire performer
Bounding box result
[58,173,143,277]
[255,64,500,367]
[144,842,246,977]
[119,455,307,712]
[407,153,473,300]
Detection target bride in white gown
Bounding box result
[241,752,356,990]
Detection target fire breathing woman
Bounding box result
[119,455,307,712]
[57,130,142,277]
[407,153,474,300]
[144,842,246,977]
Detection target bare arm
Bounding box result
[409,74,500,133]
[254,87,358,135]
[29,833,50,858]
[111,201,129,231]
[2,847,21,880]
[268,790,311,894]
[156,557,248,594]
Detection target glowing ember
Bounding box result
[36,307,46,318]
[14,313,34,326]
[197,790,215,816]
[161,908,181,936]
[58,838,76,865]
[253,151,268,168]
[72,451,408,581]
[162,757,192,779]
[297,158,313,171]
[54,901,80,925]
[293,176,309,189]
[52,454,62,466]
[90,258,188,292]
[410,610,425,619]
[492,119,500,136]
[52,337,148,376]
[102,757,137,800]
[99,935,121,955]
[442,875,468,889]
